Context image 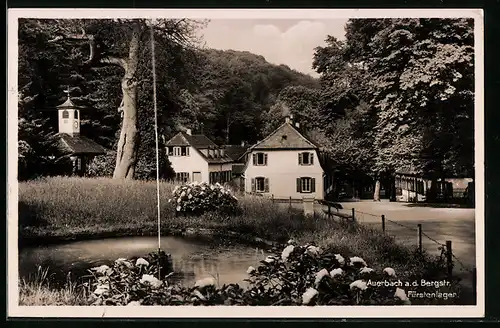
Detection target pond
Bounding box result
[19,236,268,288]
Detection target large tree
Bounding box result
[43,18,204,179]
[313,18,474,200]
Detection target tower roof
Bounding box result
[56,95,86,110]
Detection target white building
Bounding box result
[165,129,234,184]
[242,117,326,200]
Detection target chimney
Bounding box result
[295,122,300,129]
[186,128,192,136]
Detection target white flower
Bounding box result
[302,288,318,305]
[91,265,111,275]
[314,269,330,285]
[181,191,186,197]
[93,284,109,295]
[176,205,181,211]
[167,199,172,203]
[115,258,133,269]
[264,256,275,263]
[330,268,343,277]
[140,274,163,289]
[188,194,193,199]
[281,245,295,262]
[201,186,206,191]
[287,238,296,245]
[349,280,368,291]
[334,254,345,266]
[349,256,367,267]
[383,267,396,277]
[173,186,179,193]
[394,287,409,301]
[210,185,215,190]
[200,191,205,196]
[127,301,141,306]
[305,245,321,257]
[177,197,182,203]
[359,267,374,274]
[136,258,149,266]
[194,277,216,289]
[246,266,256,274]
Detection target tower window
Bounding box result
[74,110,79,119]
[62,110,69,119]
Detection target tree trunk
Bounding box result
[113,23,141,179]
[373,179,381,201]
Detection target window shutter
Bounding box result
[298,153,303,165]
[311,178,316,192]
[310,153,314,165]
[296,178,301,192]
[186,147,190,156]
[252,154,257,165]
[264,178,269,192]
[264,153,268,165]
[251,178,256,192]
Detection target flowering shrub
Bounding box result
[82,242,415,306]
[168,182,240,215]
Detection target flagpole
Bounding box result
[150,19,162,279]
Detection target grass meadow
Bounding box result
[17,177,469,305]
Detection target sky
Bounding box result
[198,19,348,77]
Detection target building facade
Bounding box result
[242,118,325,200]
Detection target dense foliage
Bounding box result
[312,18,474,198]
[169,182,240,215]
[81,241,462,306]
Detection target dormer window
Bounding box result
[168,146,190,157]
[299,152,314,166]
[252,152,268,166]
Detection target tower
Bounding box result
[57,88,81,135]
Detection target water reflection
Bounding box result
[19,236,267,288]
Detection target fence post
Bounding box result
[352,208,356,222]
[289,196,292,209]
[381,215,385,233]
[271,194,274,203]
[446,240,453,277]
[417,224,422,254]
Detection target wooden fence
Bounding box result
[269,195,475,291]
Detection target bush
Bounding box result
[82,242,415,306]
[169,182,240,215]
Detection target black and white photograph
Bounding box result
[7,8,484,318]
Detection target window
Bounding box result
[299,152,314,165]
[210,170,232,184]
[74,110,79,120]
[251,177,269,193]
[169,146,190,157]
[252,152,267,166]
[175,172,190,183]
[296,177,316,193]
[62,110,69,119]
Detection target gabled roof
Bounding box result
[58,133,107,155]
[250,122,318,150]
[165,132,233,164]
[165,132,217,148]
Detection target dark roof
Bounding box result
[56,96,87,110]
[165,132,217,148]
[165,132,233,164]
[223,145,249,161]
[58,133,107,155]
[250,122,318,150]
[231,163,246,174]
